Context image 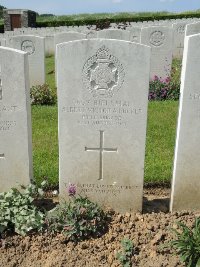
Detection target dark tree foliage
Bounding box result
[0,5,6,19]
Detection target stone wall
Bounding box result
[3,10,11,31]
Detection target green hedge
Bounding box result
[36,12,200,29]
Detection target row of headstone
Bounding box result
[1,21,198,83]
[1,33,200,212]
[53,28,173,80]
[1,17,199,55]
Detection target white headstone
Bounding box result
[128,26,141,43]
[170,33,200,211]
[185,22,200,37]
[141,26,173,79]
[172,22,186,58]
[8,35,45,87]
[0,38,6,47]
[97,29,131,41]
[85,30,98,39]
[45,35,55,56]
[0,47,32,192]
[57,39,151,213]
[54,31,86,49]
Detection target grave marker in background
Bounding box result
[8,35,45,87]
[54,31,86,49]
[141,26,173,79]
[0,47,32,192]
[128,26,141,43]
[97,29,131,41]
[172,22,186,58]
[57,39,150,212]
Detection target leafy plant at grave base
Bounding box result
[170,217,200,267]
[149,75,180,101]
[30,83,57,105]
[116,238,134,267]
[0,181,46,236]
[45,184,110,241]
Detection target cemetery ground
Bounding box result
[1,56,199,267]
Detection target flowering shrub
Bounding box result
[45,184,110,241]
[149,75,180,101]
[149,59,181,101]
[67,183,76,197]
[30,83,57,105]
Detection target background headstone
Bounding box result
[97,29,131,41]
[8,35,45,87]
[185,22,200,36]
[128,26,141,43]
[170,33,200,211]
[57,39,150,213]
[85,30,98,39]
[0,47,32,192]
[54,31,86,49]
[172,22,186,58]
[141,26,173,79]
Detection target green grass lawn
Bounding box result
[31,56,179,186]
[144,101,178,184]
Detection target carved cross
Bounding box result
[85,130,118,181]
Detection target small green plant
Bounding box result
[171,217,200,267]
[0,182,46,236]
[30,83,56,105]
[45,184,110,241]
[117,238,134,267]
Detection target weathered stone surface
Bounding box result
[0,47,32,192]
[141,26,173,79]
[170,33,200,211]
[8,35,45,87]
[57,39,150,213]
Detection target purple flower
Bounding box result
[68,183,76,196]
[153,75,159,81]
[164,77,170,83]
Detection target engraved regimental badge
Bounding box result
[82,46,125,97]
[149,31,165,47]
[21,40,35,55]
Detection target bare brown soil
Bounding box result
[0,187,198,267]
